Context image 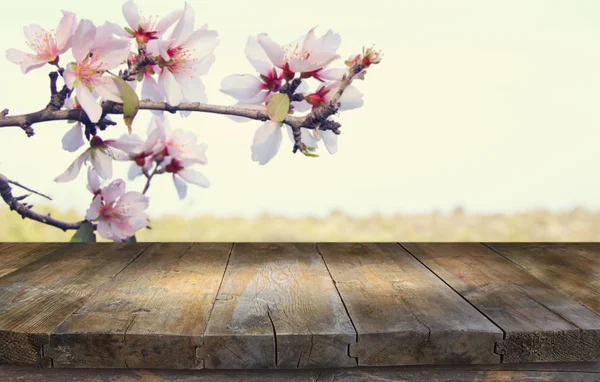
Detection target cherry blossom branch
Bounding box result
[0,63,366,135]
[0,70,116,137]
[6,179,52,200]
[0,173,87,231]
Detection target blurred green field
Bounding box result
[1,205,599,242]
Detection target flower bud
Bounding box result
[305,93,324,106]
[345,54,361,67]
[362,46,382,67]
[90,136,105,148]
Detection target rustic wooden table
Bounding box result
[0,243,599,380]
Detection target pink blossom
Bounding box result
[86,179,149,241]
[55,135,137,182]
[63,19,131,123]
[161,156,209,199]
[122,122,165,180]
[6,11,77,74]
[120,0,182,44]
[220,37,283,104]
[146,2,218,106]
[257,27,341,79]
[149,115,207,164]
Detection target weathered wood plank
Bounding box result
[487,243,600,316]
[0,243,149,367]
[402,243,600,363]
[1,363,598,382]
[318,243,503,367]
[0,243,65,278]
[44,243,231,369]
[196,243,356,369]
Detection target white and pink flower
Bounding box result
[220,37,283,105]
[63,19,131,123]
[120,0,182,44]
[160,156,209,199]
[149,114,208,164]
[146,2,218,106]
[86,178,149,241]
[6,10,77,74]
[257,27,341,80]
[55,135,139,182]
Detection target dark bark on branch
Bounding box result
[0,64,365,136]
[0,174,86,231]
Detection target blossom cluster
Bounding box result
[4,1,381,241]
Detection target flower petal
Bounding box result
[95,77,124,103]
[337,85,364,111]
[56,10,78,52]
[184,26,218,62]
[156,9,183,34]
[128,163,144,180]
[55,149,90,182]
[86,194,103,220]
[62,122,85,152]
[72,20,97,62]
[179,168,210,188]
[257,34,285,68]
[159,69,182,105]
[91,149,113,179]
[103,179,126,204]
[245,36,273,75]
[179,76,207,104]
[96,220,114,240]
[251,121,282,165]
[173,174,188,199]
[122,0,140,30]
[87,166,102,193]
[170,1,195,45]
[76,83,102,123]
[321,130,338,154]
[191,54,215,77]
[220,74,263,101]
[107,134,144,154]
[318,67,345,81]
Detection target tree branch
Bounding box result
[0,63,367,136]
[0,174,87,231]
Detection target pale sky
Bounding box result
[0,0,599,219]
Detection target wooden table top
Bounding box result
[0,242,599,370]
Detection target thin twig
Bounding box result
[0,174,86,231]
[6,179,52,200]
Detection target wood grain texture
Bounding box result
[1,363,598,382]
[196,243,356,369]
[44,243,231,369]
[0,243,149,367]
[403,243,600,364]
[318,243,503,366]
[487,243,600,316]
[0,243,65,278]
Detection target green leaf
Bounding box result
[136,71,144,82]
[67,119,77,124]
[303,152,320,158]
[306,146,317,152]
[110,74,140,135]
[266,93,290,123]
[126,235,137,242]
[70,222,96,242]
[124,26,135,36]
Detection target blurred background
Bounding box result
[1,0,600,241]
